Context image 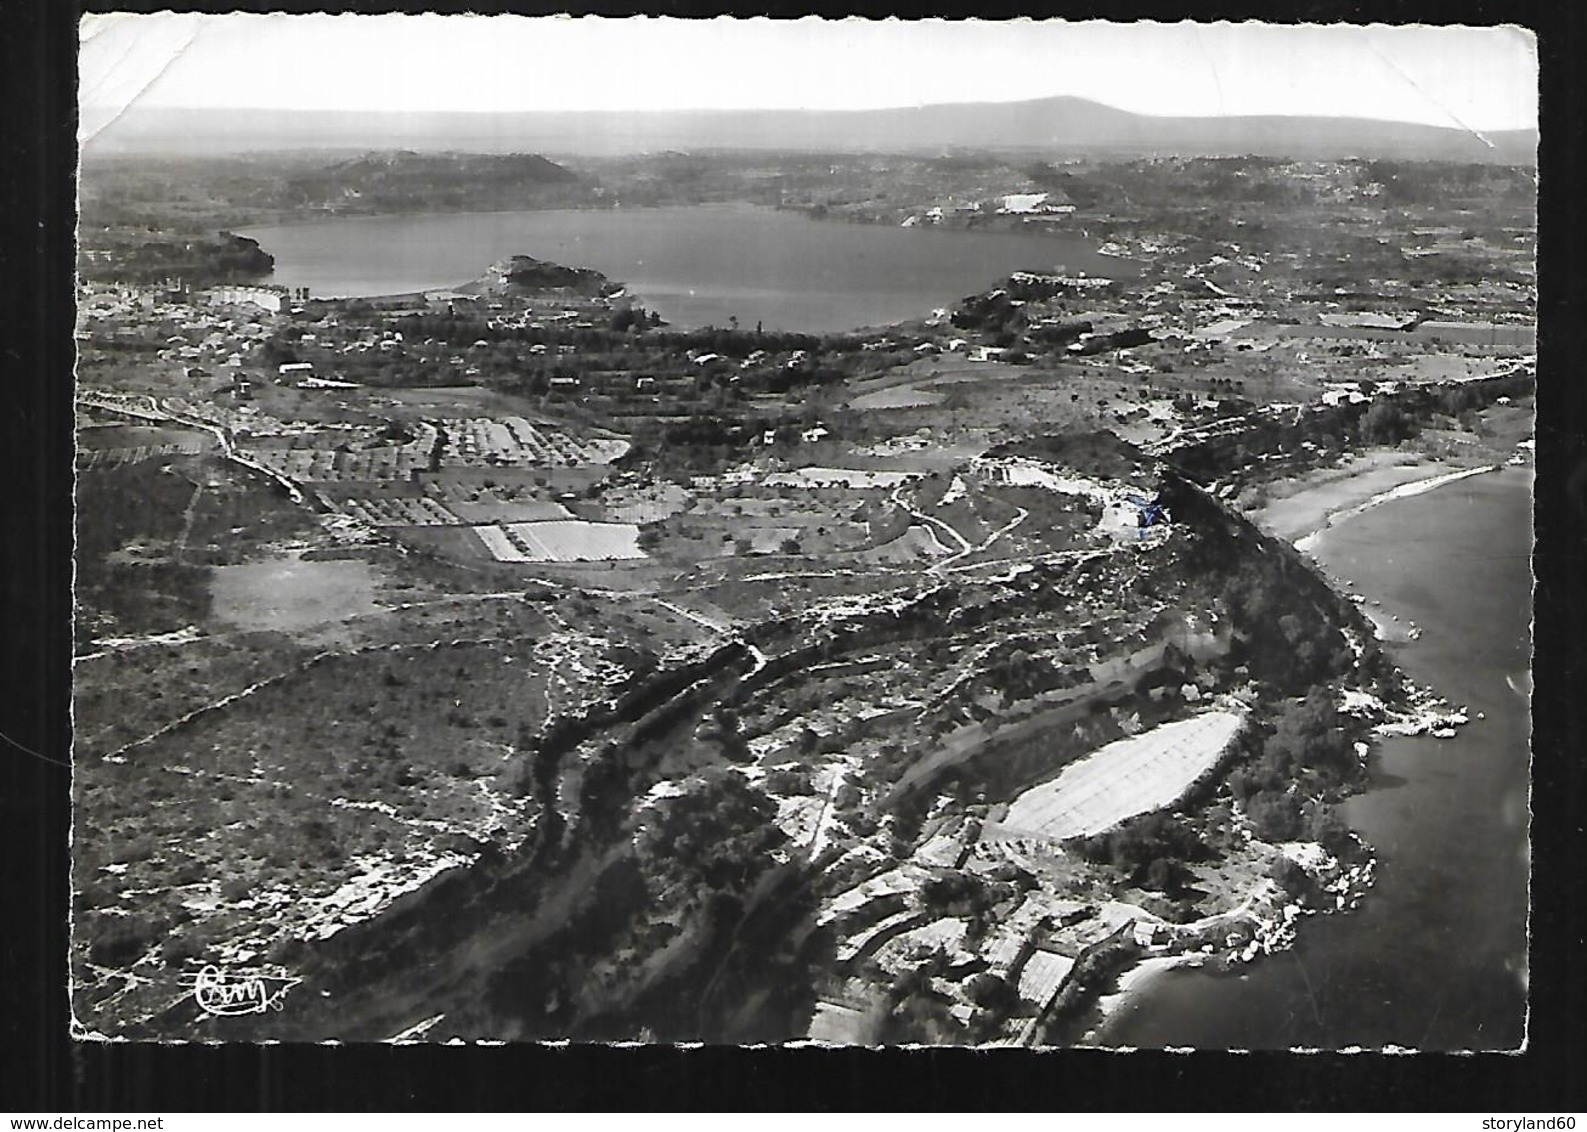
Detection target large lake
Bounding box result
[241,204,1132,333]
[1089,467,1533,1050]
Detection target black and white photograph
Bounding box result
[69,14,1539,1051]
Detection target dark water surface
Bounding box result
[1091,468,1533,1050]
[241,204,1130,333]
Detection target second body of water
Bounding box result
[242,204,1131,334]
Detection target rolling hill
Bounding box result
[84,96,1536,164]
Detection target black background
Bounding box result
[5,0,1584,1112]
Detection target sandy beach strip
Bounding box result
[1293,465,1498,554]
[1249,451,1494,546]
[1082,953,1208,1046]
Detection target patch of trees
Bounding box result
[269,152,587,216]
[631,413,758,472]
[762,766,815,795]
[258,338,301,369]
[475,852,651,1036]
[1247,793,1354,861]
[501,255,612,295]
[634,768,788,905]
[986,646,1070,705]
[1076,811,1209,895]
[607,304,662,333]
[1357,399,1412,447]
[72,560,211,646]
[965,970,1019,1015]
[603,644,660,683]
[1230,689,1358,797]
[694,705,751,763]
[1205,536,1353,692]
[920,871,999,918]
[1267,854,1321,902]
[1405,251,1531,288]
[951,290,1025,334]
[1431,381,1491,417]
[1073,327,1155,355]
[1030,319,1093,346]
[646,325,836,358]
[1228,690,1361,850]
[1022,161,1104,208]
[876,965,964,1044]
[1266,690,1356,780]
[79,339,164,359]
[76,464,195,563]
[1241,789,1304,841]
[335,309,873,403]
[387,311,838,362]
[1363,160,1535,208]
[1039,929,1142,1036]
[84,912,168,968]
[995,430,1148,483]
[78,230,273,287]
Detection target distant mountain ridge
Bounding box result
[85,96,1537,164]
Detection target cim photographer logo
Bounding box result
[179,964,301,1018]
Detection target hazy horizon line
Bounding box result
[89,95,1539,134]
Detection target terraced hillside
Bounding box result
[105,429,1377,1044]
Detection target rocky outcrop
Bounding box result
[476,254,615,297]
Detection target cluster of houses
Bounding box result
[78,283,280,380]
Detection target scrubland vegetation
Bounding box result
[71,150,1532,1043]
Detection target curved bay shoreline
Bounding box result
[1079,455,1531,1049]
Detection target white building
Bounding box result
[206,285,286,314]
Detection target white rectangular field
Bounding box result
[995,710,1245,841]
[473,520,646,563]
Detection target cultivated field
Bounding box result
[586,481,692,525]
[1016,949,1077,1005]
[992,710,1246,841]
[444,416,629,467]
[848,385,946,410]
[474,520,646,563]
[336,496,462,526]
[241,416,627,485]
[76,425,213,469]
[246,427,435,482]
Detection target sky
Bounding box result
[78,14,1539,143]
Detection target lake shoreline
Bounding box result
[237,203,1128,333]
